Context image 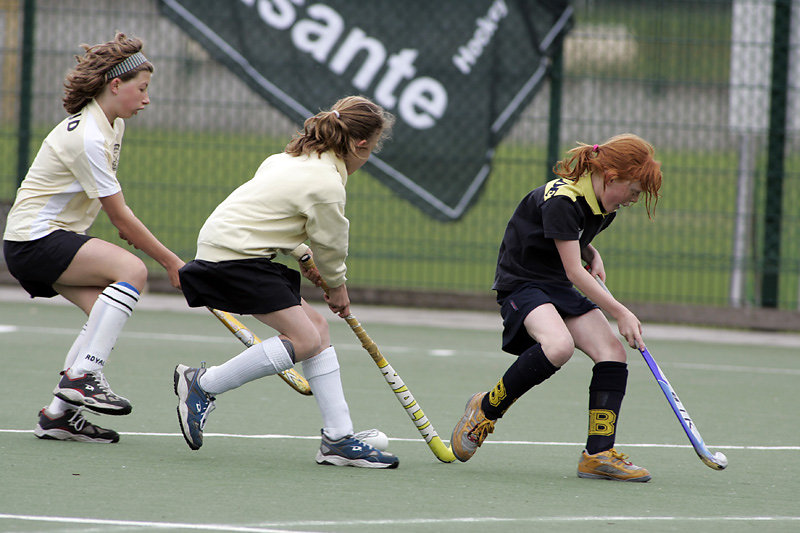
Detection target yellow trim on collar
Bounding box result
[544,174,606,215]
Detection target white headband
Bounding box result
[105,52,148,81]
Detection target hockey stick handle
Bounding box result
[207,307,313,396]
[298,250,455,463]
[591,274,727,470]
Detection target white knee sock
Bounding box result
[199,336,294,395]
[70,282,140,376]
[302,346,353,440]
[47,323,89,415]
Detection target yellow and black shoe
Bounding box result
[577,448,651,482]
[450,392,496,462]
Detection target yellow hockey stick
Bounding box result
[207,307,312,396]
[295,248,455,463]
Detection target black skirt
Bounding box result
[179,257,302,315]
[3,230,94,298]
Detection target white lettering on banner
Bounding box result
[452,0,508,75]
[241,0,447,130]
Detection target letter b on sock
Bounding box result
[588,409,617,436]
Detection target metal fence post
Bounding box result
[546,44,563,182]
[15,0,35,187]
[760,0,791,308]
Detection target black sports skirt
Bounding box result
[179,257,302,315]
[496,282,598,355]
[3,230,94,298]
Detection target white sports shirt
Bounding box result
[196,151,350,287]
[3,99,124,242]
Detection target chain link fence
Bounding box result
[1,0,798,326]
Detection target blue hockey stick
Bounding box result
[593,275,727,470]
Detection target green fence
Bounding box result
[1,0,799,314]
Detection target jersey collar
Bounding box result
[87,99,120,139]
[577,174,608,215]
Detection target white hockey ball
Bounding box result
[354,428,389,451]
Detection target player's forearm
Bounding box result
[580,244,596,264]
[110,208,182,268]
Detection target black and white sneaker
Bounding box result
[34,407,120,443]
[53,369,132,415]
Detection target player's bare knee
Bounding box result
[590,339,628,364]
[118,257,147,291]
[304,305,331,346]
[286,332,323,362]
[541,337,575,367]
[608,339,628,362]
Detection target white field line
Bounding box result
[0,513,312,533]
[1,512,799,532]
[2,324,800,376]
[0,429,796,451]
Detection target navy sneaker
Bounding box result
[54,369,132,415]
[34,407,119,443]
[173,363,216,450]
[315,430,399,469]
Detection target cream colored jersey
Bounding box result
[3,99,124,241]
[196,151,350,287]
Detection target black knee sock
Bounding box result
[585,361,628,455]
[481,344,558,420]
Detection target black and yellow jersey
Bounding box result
[493,174,615,291]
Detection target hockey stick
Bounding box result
[295,249,455,463]
[207,307,313,396]
[592,275,727,470]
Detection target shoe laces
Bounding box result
[88,370,114,394]
[608,449,632,465]
[468,418,495,446]
[193,362,216,429]
[67,407,87,432]
[198,398,216,430]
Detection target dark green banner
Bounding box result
[159,0,572,220]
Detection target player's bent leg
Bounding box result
[301,298,331,347]
[254,306,322,361]
[53,281,141,415]
[577,448,651,482]
[302,347,354,439]
[523,303,576,367]
[54,241,146,416]
[566,308,627,364]
[55,238,147,295]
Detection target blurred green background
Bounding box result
[2,0,798,315]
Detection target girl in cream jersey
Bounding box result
[3,33,184,443]
[175,96,399,468]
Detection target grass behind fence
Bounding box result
[2,127,799,308]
